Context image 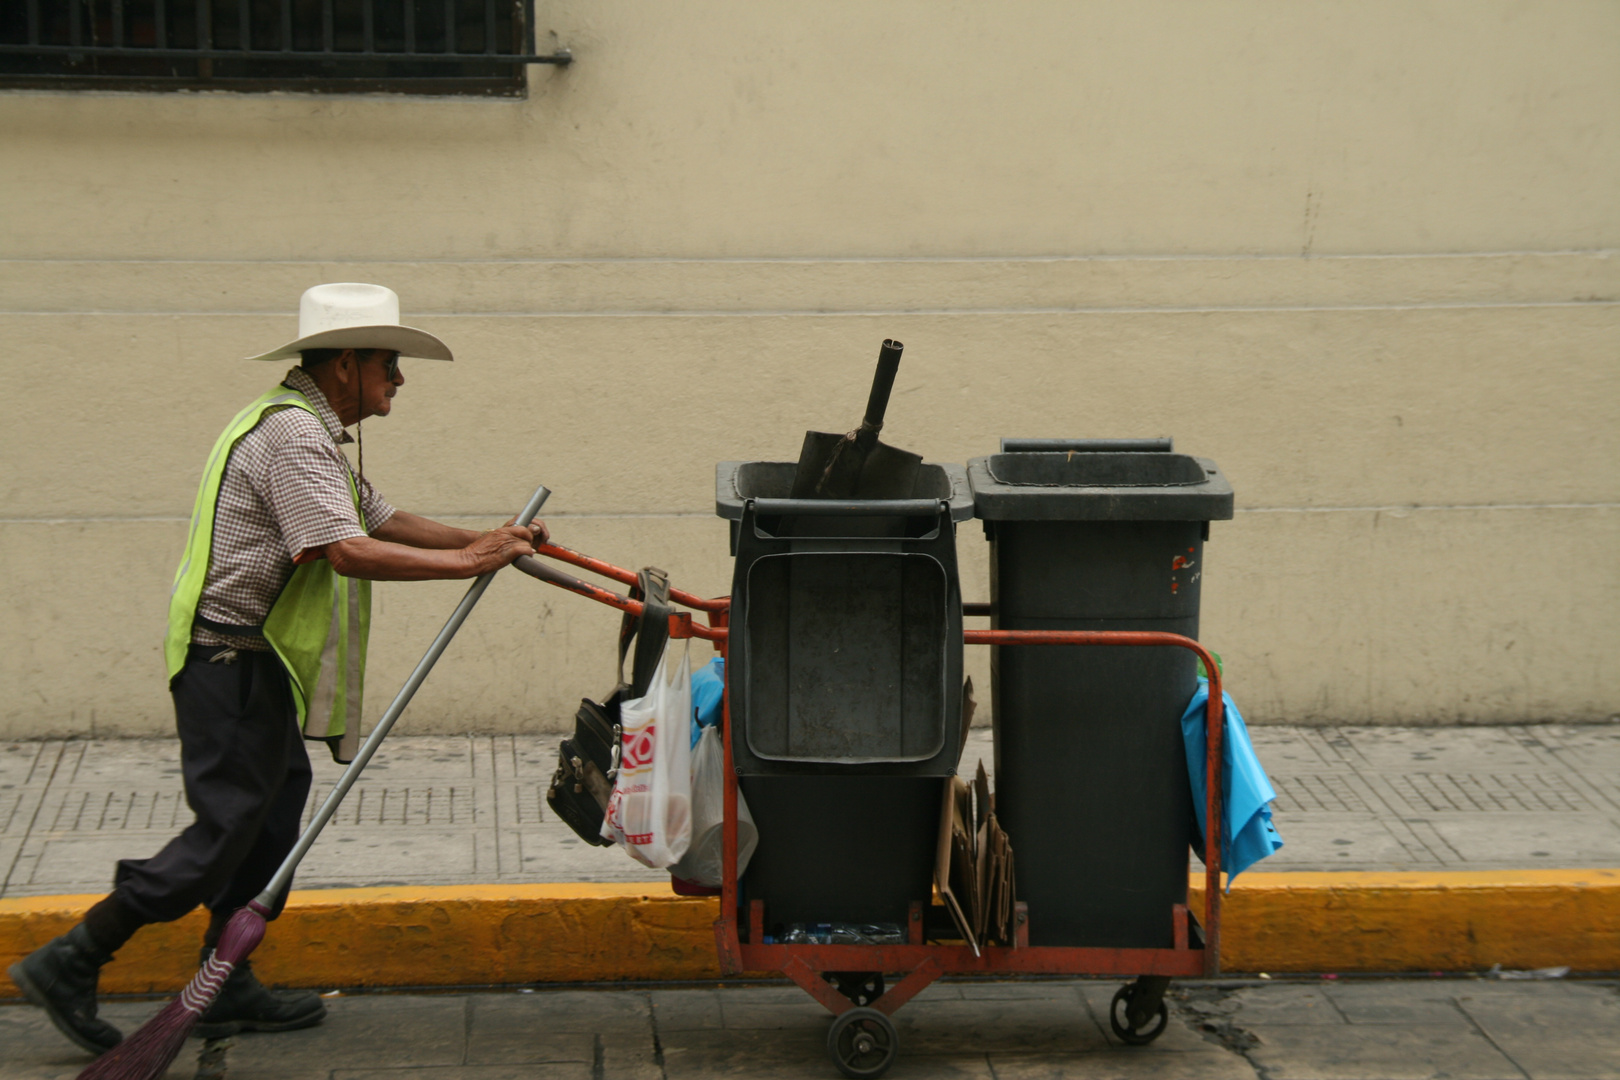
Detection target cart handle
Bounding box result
[535,542,730,614]
[512,554,727,643]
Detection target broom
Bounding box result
[79,484,552,1080]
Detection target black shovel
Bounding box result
[789,339,924,500]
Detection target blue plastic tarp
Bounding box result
[1181,678,1283,888]
[690,657,725,747]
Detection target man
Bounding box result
[7,283,547,1054]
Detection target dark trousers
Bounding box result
[112,645,312,930]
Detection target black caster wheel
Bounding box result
[827,1006,898,1079]
[1110,984,1169,1045]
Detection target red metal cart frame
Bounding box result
[522,541,1225,1046]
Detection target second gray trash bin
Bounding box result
[967,438,1234,948]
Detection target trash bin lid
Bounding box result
[967,443,1233,522]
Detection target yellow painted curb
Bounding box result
[1,885,730,996]
[3,870,1617,996]
[1193,868,1620,974]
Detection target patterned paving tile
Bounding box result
[3,723,1618,895]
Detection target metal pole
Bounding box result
[112,0,124,47]
[154,0,166,47]
[1203,660,1225,976]
[253,484,550,906]
[720,629,738,960]
[362,0,373,52]
[403,0,415,54]
[483,0,493,53]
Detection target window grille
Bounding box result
[0,0,571,94]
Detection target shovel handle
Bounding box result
[860,339,905,436]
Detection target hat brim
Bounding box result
[244,325,453,363]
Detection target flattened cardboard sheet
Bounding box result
[933,757,1019,951]
[934,775,980,955]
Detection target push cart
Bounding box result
[517,539,1226,1079]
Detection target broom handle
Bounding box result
[253,483,552,906]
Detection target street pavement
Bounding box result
[3,976,1618,1079]
[6,722,1620,897]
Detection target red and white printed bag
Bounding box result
[600,640,693,868]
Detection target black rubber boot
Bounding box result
[193,951,326,1038]
[6,923,123,1055]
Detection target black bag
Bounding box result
[547,567,673,846]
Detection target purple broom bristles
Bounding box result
[76,904,268,1080]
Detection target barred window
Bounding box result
[0,0,570,94]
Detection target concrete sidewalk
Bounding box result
[5,976,1620,1080]
[6,723,1620,897]
[4,724,1620,993]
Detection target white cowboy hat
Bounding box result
[243,283,453,362]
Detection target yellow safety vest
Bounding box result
[166,383,369,761]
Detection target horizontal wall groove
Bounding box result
[7,251,1612,316]
[5,505,1616,526]
[1,251,1615,266]
[4,301,1618,317]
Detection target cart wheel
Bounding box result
[827,1006,898,1079]
[1110,984,1168,1045]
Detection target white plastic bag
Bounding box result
[600,641,693,868]
[669,725,758,887]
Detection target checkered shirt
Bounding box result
[193,367,396,650]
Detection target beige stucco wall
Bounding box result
[1,1,1616,736]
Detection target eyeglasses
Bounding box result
[377,353,400,380]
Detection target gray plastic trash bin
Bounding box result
[716,460,973,931]
[966,438,1234,948]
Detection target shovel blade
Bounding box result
[789,430,849,499]
[845,439,925,499]
[792,430,924,501]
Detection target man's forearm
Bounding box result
[317,519,537,581]
[372,510,482,550]
[323,535,484,581]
